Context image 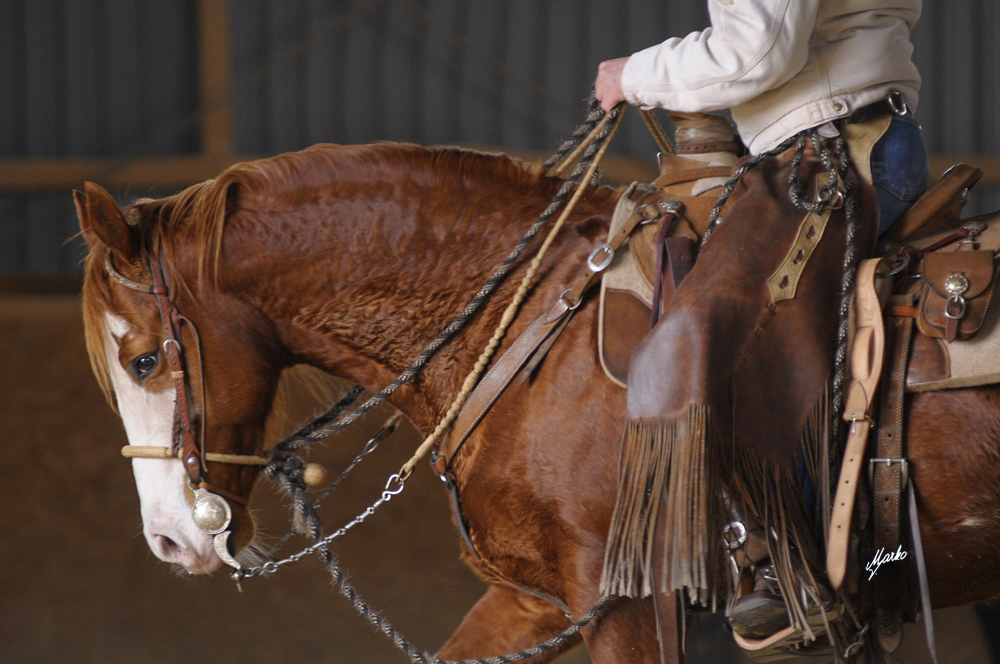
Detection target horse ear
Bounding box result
[75,182,135,258]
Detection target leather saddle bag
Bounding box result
[917,249,1000,342]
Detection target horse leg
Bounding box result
[436,584,581,662]
[578,596,665,664]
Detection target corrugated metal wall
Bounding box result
[2,0,998,276]
[0,0,199,275]
[227,0,710,157]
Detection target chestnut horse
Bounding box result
[77,143,1000,662]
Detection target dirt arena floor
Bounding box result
[1,294,997,663]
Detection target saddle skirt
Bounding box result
[598,113,740,388]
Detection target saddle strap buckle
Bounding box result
[868,457,909,489]
[888,90,909,116]
[586,244,615,273]
[944,294,967,320]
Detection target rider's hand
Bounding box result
[595,57,629,113]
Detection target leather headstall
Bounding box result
[105,249,251,506]
[145,252,205,483]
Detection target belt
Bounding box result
[846,91,911,125]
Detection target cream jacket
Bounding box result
[621,0,922,154]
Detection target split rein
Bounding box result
[111,100,623,663]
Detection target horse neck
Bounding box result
[222,171,615,433]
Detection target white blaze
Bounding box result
[103,313,220,573]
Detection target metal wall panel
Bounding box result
[0,0,198,274]
[227,0,709,157]
[2,0,999,275]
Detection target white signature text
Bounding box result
[866,545,908,580]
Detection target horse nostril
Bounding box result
[152,533,184,560]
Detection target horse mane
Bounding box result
[126,143,552,285]
[80,142,561,413]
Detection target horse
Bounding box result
[76,142,1000,663]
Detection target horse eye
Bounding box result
[130,353,158,380]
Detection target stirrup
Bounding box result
[729,563,841,661]
[729,564,789,640]
[733,605,843,661]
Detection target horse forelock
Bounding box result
[82,249,118,410]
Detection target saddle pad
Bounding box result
[904,209,1000,392]
[598,184,655,388]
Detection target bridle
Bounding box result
[104,249,324,565]
[94,100,633,664]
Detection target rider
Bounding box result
[594,0,928,644]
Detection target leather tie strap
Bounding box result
[827,258,888,589]
[908,481,940,664]
[650,218,674,327]
[651,234,695,328]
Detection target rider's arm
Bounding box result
[620,0,821,113]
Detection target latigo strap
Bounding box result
[827,258,889,589]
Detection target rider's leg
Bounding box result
[611,132,880,646]
[729,108,928,640]
[870,112,929,236]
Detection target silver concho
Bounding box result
[944,273,970,296]
[191,488,232,535]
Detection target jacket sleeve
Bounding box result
[621,0,822,113]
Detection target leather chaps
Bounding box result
[601,136,879,642]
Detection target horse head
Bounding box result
[76,181,285,574]
[74,143,618,579]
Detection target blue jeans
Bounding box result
[870,113,929,235]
